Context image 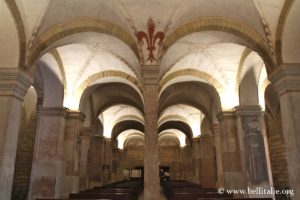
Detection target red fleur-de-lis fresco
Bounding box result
[135,18,165,63]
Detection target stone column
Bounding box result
[103,138,112,184]
[218,111,246,190]
[199,134,217,188]
[111,147,119,182]
[192,137,200,184]
[117,149,125,180]
[235,106,273,198]
[143,66,159,200]
[28,107,67,199]
[88,135,104,188]
[269,65,300,199]
[0,69,32,200]
[211,124,225,188]
[185,145,194,182]
[60,111,85,196]
[179,147,187,179]
[79,127,92,191]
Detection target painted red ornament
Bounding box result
[135,18,165,63]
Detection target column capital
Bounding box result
[91,135,104,142]
[269,64,300,95]
[80,127,93,138]
[217,110,235,121]
[0,68,33,100]
[142,65,159,85]
[37,107,68,117]
[234,105,263,117]
[104,138,112,143]
[66,110,85,121]
[192,137,200,143]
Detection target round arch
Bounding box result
[25,17,139,73]
[159,81,222,122]
[162,17,274,73]
[79,82,144,126]
[158,120,193,145]
[111,120,144,142]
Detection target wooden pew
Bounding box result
[162,180,273,200]
[162,180,233,200]
[69,179,142,200]
[69,192,131,199]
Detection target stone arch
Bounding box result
[158,120,193,145]
[35,58,64,107]
[0,1,21,68]
[239,69,259,106]
[158,133,181,147]
[264,84,281,119]
[79,82,144,125]
[123,133,145,149]
[111,120,144,142]
[159,81,222,123]
[158,115,189,128]
[4,0,26,68]
[162,17,274,73]
[75,70,143,100]
[275,0,295,64]
[49,49,67,93]
[159,68,224,95]
[26,17,139,72]
[201,116,212,135]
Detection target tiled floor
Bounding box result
[138,186,167,200]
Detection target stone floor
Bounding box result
[138,186,167,200]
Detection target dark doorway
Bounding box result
[160,166,170,183]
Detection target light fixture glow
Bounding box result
[63,92,80,110]
[220,90,239,110]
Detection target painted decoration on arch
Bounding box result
[135,18,165,65]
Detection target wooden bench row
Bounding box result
[68,179,143,200]
[162,180,273,200]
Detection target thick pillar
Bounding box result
[235,106,273,198]
[211,124,225,188]
[192,137,200,184]
[103,138,112,184]
[117,149,125,180]
[111,147,119,182]
[28,107,67,199]
[143,66,159,200]
[185,145,194,182]
[60,111,85,196]
[199,134,217,187]
[88,135,104,188]
[0,69,32,200]
[269,65,300,199]
[179,147,187,179]
[218,112,246,190]
[79,127,92,191]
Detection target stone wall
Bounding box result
[12,108,37,200]
[89,136,103,187]
[159,146,180,179]
[198,135,217,188]
[124,146,144,169]
[122,144,190,180]
[265,114,289,188]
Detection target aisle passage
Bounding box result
[138,186,167,200]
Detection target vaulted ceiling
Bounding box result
[2,0,299,147]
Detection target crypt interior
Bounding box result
[0,0,300,200]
